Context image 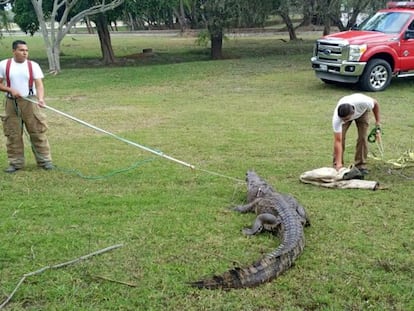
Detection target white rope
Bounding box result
[25,97,195,169]
[24,97,244,182]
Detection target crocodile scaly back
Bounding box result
[191,171,309,289]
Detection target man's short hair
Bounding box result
[338,103,354,118]
[12,40,27,50]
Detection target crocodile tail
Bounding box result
[190,250,299,289]
[190,267,247,289]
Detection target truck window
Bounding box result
[359,12,411,34]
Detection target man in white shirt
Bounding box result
[332,93,381,175]
[0,40,53,173]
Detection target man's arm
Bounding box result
[333,132,343,170]
[0,77,20,97]
[34,78,45,107]
[372,99,382,141]
[372,100,381,126]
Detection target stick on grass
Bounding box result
[0,243,124,309]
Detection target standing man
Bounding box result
[0,40,53,173]
[332,93,381,175]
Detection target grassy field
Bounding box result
[0,32,413,311]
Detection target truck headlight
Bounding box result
[349,44,367,61]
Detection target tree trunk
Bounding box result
[85,16,95,34]
[94,14,116,64]
[48,44,61,73]
[275,2,297,41]
[323,14,331,35]
[127,12,142,30]
[301,0,316,26]
[173,0,187,32]
[210,31,223,60]
[323,23,331,36]
[279,11,297,41]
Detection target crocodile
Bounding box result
[191,170,310,289]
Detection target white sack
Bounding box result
[299,167,379,190]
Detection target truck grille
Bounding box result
[315,39,349,63]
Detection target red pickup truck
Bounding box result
[311,2,414,91]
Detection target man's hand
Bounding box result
[37,99,46,108]
[375,128,382,142]
[10,88,21,98]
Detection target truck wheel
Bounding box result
[359,59,392,92]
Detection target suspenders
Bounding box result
[5,58,34,96]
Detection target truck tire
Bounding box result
[358,58,392,92]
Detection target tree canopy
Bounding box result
[8,0,124,72]
[2,0,391,68]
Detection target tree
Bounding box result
[271,0,302,41]
[330,0,372,31]
[12,0,40,35]
[301,0,317,27]
[93,12,116,64]
[72,1,125,65]
[13,0,124,73]
[312,0,387,35]
[199,0,234,59]
[121,0,277,59]
[173,0,188,31]
[0,1,13,34]
[200,0,272,59]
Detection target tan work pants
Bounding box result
[1,97,52,168]
[341,110,369,170]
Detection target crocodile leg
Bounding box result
[233,198,261,213]
[242,213,280,236]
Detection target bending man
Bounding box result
[332,93,381,175]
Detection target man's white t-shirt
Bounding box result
[332,93,375,133]
[0,58,44,97]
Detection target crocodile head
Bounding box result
[246,170,275,202]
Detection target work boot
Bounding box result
[342,167,363,180]
[41,162,54,170]
[4,165,20,173]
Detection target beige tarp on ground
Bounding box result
[299,167,379,190]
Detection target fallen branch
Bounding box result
[92,274,137,287]
[0,244,123,309]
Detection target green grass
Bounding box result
[1,32,414,311]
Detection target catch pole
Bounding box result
[24,97,195,169]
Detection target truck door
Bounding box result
[399,20,414,70]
